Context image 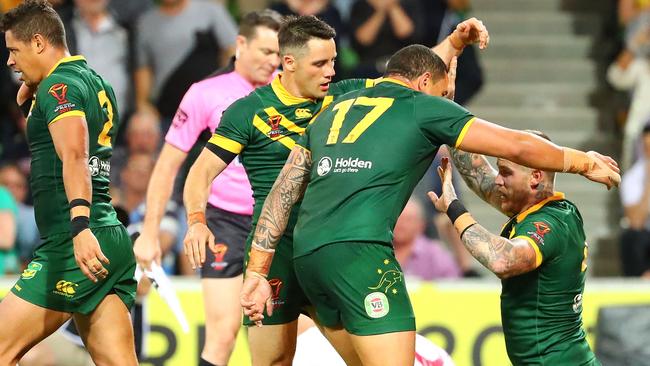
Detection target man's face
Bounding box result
[288,38,336,99]
[393,201,424,248]
[494,159,532,216]
[126,117,160,154]
[121,155,154,195]
[5,31,41,87]
[420,73,449,98]
[238,26,280,85]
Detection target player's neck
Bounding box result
[40,49,71,81]
[280,73,311,100]
[385,74,416,89]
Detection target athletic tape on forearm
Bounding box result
[187,211,206,226]
[247,243,275,277]
[70,216,90,238]
[562,147,592,174]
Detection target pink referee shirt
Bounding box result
[166,70,269,216]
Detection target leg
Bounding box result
[0,291,70,365]
[201,276,243,365]
[350,331,415,366]
[299,312,361,366]
[248,321,298,366]
[73,294,137,366]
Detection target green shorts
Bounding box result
[11,225,136,315]
[294,242,415,336]
[243,232,309,326]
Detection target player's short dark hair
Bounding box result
[239,9,283,39]
[385,44,448,82]
[0,0,66,48]
[278,15,336,55]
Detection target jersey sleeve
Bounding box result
[206,97,251,163]
[36,76,88,125]
[296,124,312,152]
[414,94,475,148]
[512,215,565,267]
[165,83,207,152]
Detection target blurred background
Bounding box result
[1,0,650,365]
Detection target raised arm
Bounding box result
[432,17,489,67]
[449,148,504,214]
[240,145,312,324]
[429,158,539,279]
[457,118,621,189]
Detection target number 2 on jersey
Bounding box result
[326,97,394,145]
[97,90,114,147]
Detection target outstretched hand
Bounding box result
[240,272,273,327]
[583,151,621,190]
[427,157,459,213]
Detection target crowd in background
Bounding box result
[3,0,650,280]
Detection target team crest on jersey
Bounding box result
[364,292,389,318]
[268,278,285,309]
[210,243,229,271]
[267,115,282,138]
[528,221,551,245]
[48,83,68,104]
[295,108,312,119]
[21,262,42,280]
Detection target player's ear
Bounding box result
[416,72,431,92]
[33,34,46,54]
[283,54,296,72]
[530,169,544,189]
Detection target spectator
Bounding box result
[134,0,238,123]
[271,0,346,47]
[110,111,161,189]
[0,185,18,275]
[349,0,425,77]
[0,163,39,266]
[393,199,462,280]
[620,124,650,277]
[619,0,650,26]
[61,0,134,115]
[109,0,154,26]
[607,12,650,168]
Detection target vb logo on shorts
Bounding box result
[364,292,389,318]
[21,262,42,280]
[317,157,332,176]
[53,280,79,298]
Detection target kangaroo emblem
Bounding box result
[368,270,403,293]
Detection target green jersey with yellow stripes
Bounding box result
[208,74,373,225]
[499,193,599,365]
[293,78,474,258]
[27,56,121,237]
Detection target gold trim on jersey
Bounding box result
[48,110,85,125]
[208,134,244,154]
[252,115,296,150]
[514,235,543,268]
[271,74,313,106]
[454,117,476,148]
[376,78,408,88]
[264,107,306,134]
[365,78,382,87]
[515,192,565,222]
[46,55,86,77]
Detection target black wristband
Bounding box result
[70,216,90,238]
[69,199,91,209]
[460,223,477,238]
[446,199,468,224]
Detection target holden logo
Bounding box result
[317,157,332,176]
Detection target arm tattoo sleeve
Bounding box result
[253,147,312,251]
[449,147,503,212]
[461,224,537,278]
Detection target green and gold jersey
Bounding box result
[27,56,121,237]
[207,74,373,227]
[293,78,474,258]
[499,193,598,365]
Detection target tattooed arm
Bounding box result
[429,158,539,279]
[252,145,312,252]
[240,146,312,324]
[448,147,505,214]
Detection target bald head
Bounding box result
[126,112,160,154]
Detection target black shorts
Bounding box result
[201,205,252,279]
